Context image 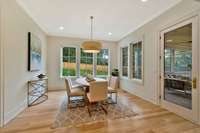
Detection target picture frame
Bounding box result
[28,32,42,71]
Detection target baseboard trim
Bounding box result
[121,88,156,105]
[48,87,65,91]
[49,89,65,92]
[4,99,27,125]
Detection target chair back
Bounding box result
[64,77,73,94]
[110,76,118,90]
[89,81,108,102]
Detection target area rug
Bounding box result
[52,97,137,129]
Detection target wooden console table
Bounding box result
[28,77,48,107]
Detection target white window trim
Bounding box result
[108,48,111,77]
[120,46,129,79]
[129,40,144,84]
[96,48,110,78]
[79,48,94,77]
[60,46,110,78]
[60,46,78,79]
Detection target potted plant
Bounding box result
[111,69,119,77]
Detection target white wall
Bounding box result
[117,0,200,104]
[0,0,3,127]
[47,36,118,90]
[1,0,47,125]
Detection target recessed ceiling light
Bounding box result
[141,0,148,2]
[59,26,64,31]
[108,32,112,36]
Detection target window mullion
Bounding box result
[60,48,63,78]
[93,53,97,77]
[77,48,80,77]
[130,41,143,81]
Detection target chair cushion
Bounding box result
[87,93,106,103]
[70,88,85,96]
[108,87,117,93]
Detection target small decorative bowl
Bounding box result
[37,74,45,79]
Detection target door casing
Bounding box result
[159,16,199,123]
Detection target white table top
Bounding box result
[76,77,106,86]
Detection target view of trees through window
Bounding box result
[62,47,76,76]
[62,47,109,77]
[80,48,93,76]
[97,49,109,77]
[165,48,192,72]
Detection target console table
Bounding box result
[28,77,48,107]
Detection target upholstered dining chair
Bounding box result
[87,81,108,116]
[108,76,118,104]
[65,77,86,108]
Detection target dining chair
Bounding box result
[87,81,108,116]
[71,78,83,88]
[108,76,118,104]
[65,77,86,108]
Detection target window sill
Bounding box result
[60,76,77,79]
[130,78,143,85]
[95,75,108,78]
[120,76,129,80]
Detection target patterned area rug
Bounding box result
[52,97,137,129]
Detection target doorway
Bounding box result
[160,17,199,122]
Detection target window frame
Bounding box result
[120,46,129,78]
[130,40,144,84]
[60,46,78,78]
[95,48,110,78]
[60,46,110,78]
[79,48,94,77]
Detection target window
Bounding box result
[121,47,128,77]
[175,50,192,72]
[61,47,110,77]
[164,48,192,72]
[80,48,93,76]
[62,47,76,76]
[131,41,142,80]
[96,49,109,77]
[164,48,173,72]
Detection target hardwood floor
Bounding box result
[0,90,200,133]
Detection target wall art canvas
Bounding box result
[28,32,42,71]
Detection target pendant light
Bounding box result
[82,16,102,53]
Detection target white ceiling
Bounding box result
[17,0,182,41]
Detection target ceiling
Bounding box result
[17,0,182,41]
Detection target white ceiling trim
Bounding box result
[119,1,182,42]
[16,0,48,34]
[16,0,182,42]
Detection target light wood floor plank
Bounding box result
[0,90,199,133]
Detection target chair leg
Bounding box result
[83,95,86,107]
[87,102,91,117]
[110,93,112,98]
[115,92,118,104]
[67,96,70,108]
[83,89,87,106]
[101,104,107,115]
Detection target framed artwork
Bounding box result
[28,32,42,71]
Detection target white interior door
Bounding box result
[160,16,199,122]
